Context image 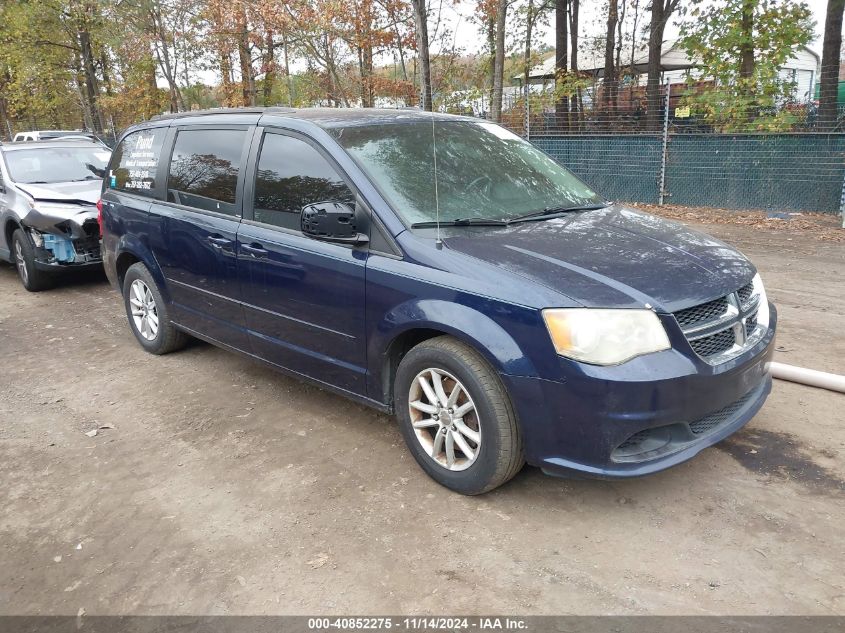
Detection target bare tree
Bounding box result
[490,0,510,122]
[555,0,568,122]
[645,0,681,130]
[603,0,618,113]
[410,0,432,110]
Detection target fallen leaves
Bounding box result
[631,203,844,242]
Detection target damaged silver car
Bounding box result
[0,139,110,291]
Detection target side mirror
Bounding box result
[301,201,368,245]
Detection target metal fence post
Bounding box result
[840,167,845,229]
[658,82,670,205]
[525,85,531,140]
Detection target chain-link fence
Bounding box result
[5,82,845,219]
[497,82,845,217]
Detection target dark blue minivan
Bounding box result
[100,108,776,494]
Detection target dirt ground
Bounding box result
[0,217,843,616]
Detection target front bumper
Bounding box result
[34,258,103,272]
[502,305,777,479]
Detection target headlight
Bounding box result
[752,273,769,329]
[542,308,671,365]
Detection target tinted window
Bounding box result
[254,134,354,229]
[109,129,165,196]
[167,129,246,215]
[6,146,110,185]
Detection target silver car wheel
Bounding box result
[408,368,481,471]
[14,240,28,286]
[129,279,159,341]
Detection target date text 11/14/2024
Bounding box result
[307,617,528,630]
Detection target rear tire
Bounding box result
[395,336,524,495]
[12,229,52,292]
[122,262,187,355]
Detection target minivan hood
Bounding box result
[442,205,755,312]
[17,180,101,206]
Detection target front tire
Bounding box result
[122,262,187,355]
[12,229,51,292]
[395,336,524,495]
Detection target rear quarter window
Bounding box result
[166,128,247,216]
[109,128,167,197]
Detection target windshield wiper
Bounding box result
[508,203,607,224]
[411,218,509,228]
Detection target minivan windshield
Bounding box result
[332,120,602,225]
[4,146,110,184]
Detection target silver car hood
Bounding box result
[17,180,102,206]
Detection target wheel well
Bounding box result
[382,328,453,407]
[115,252,140,288]
[4,219,20,250]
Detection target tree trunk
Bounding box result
[283,33,295,106]
[77,28,104,133]
[263,30,276,106]
[0,70,12,140]
[604,0,618,114]
[150,7,184,112]
[555,0,569,124]
[629,0,640,103]
[491,0,508,122]
[72,61,95,132]
[100,53,113,96]
[646,0,666,131]
[523,0,535,108]
[236,8,256,107]
[393,22,409,82]
[569,0,579,122]
[220,48,235,107]
[411,0,432,111]
[487,15,496,110]
[819,0,845,128]
[738,0,755,99]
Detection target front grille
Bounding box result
[674,297,729,328]
[672,279,763,364]
[690,329,735,357]
[616,429,652,452]
[745,311,758,337]
[737,282,754,306]
[612,383,765,462]
[689,387,759,435]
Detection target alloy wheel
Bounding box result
[408,368,481,471]
[14,240,28,286]
[129,279,159,341]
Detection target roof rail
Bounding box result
[150,106,297,122]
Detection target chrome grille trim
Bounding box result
[673,281,764,365]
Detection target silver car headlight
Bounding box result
[542,308,671,365]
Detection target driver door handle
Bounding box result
[207,235,234,252]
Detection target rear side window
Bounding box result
[109,128,166,196]
[167,129,246,216]
[253,133,354,230]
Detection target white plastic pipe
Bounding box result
[770,361,845,394]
